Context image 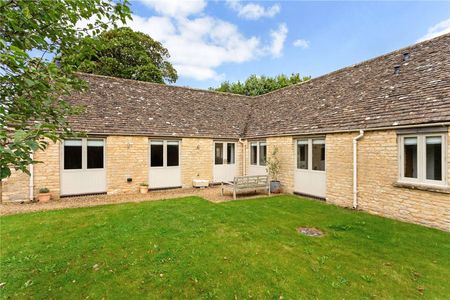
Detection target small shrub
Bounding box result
[39,187,49,193]
[266,147,280,181]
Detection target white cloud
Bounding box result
[226,0,280,20]
[267,23,288,57]
[79,1,289,81]
[139,0,206,18]
[128,15,175,41]
[293,39,309,49]
[174,65,224,81]
[125,14,272,80]
[418,18,450,42]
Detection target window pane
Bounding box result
[151,142,164,167]
[404,137,417,178]
[87,139,104,169]
[250,143,257,165]
[215,143,223,165]
[297,141,308,169]
[167,141,179,167]
[259,143,267,166]
[64,140,82,146]
[312,139,325,171]
[227,143,235,164]
[64,140,82,169]
[426,136,442,181]
[87,140,103,147]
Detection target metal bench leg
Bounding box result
[221,182,224,196]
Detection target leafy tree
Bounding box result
[66,27,177,84]
[211,73,311,96]
[0,0,131,183]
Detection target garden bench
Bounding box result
[221,175,270,200]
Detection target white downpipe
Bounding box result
[353,130,364,209]
[29,154,34,201]
[238,138,245,176]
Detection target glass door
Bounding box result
[213,142,236,182]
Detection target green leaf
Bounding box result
[0,167,12,180]
[13,130,27,142]
[24,78,35,87]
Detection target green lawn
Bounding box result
[1,196,449,299]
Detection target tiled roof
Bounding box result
[68,33,450,138]
[68,74,252,138]
[246,33,450,137]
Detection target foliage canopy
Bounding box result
[210,73,310,96]
[66,27,177,84]
[0,0,131,180]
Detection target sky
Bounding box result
[100,1,450,89]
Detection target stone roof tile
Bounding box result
[68,33,450,138]
[68,75,252,138]
[246,33,450,137]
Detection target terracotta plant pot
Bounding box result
[38,192,51,202]
[139,186,148,194]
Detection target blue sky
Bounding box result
[116,1,450,88]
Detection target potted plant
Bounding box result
[38,187,51,202]
[139,183,148,194]
[266,146,281,193]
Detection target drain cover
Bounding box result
[297,227,324,237]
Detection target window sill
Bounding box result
[393,182,450,194]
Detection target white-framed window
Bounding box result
[227,143,235,164]
[63,138,105,170]
[399,133,447,186]
[250,141,266,166]
[296,138,325,171]
[297,140,308,170]
[215,142,224,165]
[150,140,180,167]
[215,142,236,165]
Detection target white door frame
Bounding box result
[213,141,237,183]
[294,137,326,198]
[248,141,267,176]
[148,139,181,189]
[60,138,107,196]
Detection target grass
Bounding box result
[1,196,449,299]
